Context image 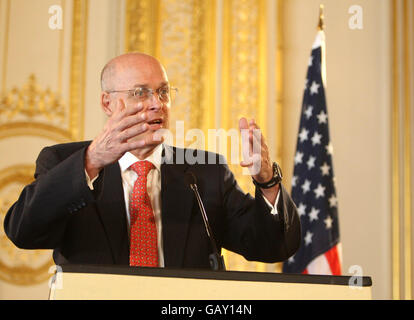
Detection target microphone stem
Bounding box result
[190,184,220,255]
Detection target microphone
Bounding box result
[185,172,226,271]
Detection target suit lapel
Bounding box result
[161,145,194,268]
[95,162,129,265]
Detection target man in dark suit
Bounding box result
[4,53,300,269]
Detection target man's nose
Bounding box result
[147,93,163,111]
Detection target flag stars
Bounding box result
[297,203,307,217]
[310,81,320,95]
[309,207,320,222]
[314,183,326,199]
[325,142,334,155]
[305,105,313,119]
[292,175,298,187]
[299,128,309,143]
[317,111,328,124]
[320,162,331,176]
[324,215,333,229]
[304,231,313,246]
[302,179,311,194]
[329,194,338,208]
[294,151,304,165]
[306,156,316,170]
[308,55,314,67]
[311,132,323,146]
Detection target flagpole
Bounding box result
[318,4,327,87]
[318,4,325,31]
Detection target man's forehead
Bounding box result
[101,53,168,89]
[113,54,168,81]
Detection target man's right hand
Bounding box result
[84,99,150,179]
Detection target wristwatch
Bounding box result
[252,162,283,189]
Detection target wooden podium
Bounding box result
[48,264,372,300]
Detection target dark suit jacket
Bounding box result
[4,142,301,269]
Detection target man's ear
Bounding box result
[101,92,113,116]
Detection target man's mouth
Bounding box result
[147,118,163,129]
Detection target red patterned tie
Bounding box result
[129,160,158,267]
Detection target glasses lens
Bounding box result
[156,86,169,102]
[133,87,149,101]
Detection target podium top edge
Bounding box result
[57,264,372,287]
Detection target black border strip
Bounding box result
[59,264,372,287]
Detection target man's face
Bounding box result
[105,54,171,146]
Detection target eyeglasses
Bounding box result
[106,85,178,103]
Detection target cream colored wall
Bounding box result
[282,0,392,299]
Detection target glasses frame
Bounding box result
[106,85,178,103]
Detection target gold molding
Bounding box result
[69,0,88,140]
[258,0,267,137]
[57,0,66,93]
[391,0,400,301]
[125,0,161,56]
[221,0,264,195]
[402,0,412,301]
[0,164,54,286]
[275,0,284,167]
[0,74,66,120]
[205,0,217,133]
[0,122,72,143]
[391,0,413,300]
[0,73,69,141]
[0,0,87,142]
[125,0,216,140]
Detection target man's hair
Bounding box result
[100,61,116,92]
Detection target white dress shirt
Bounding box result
[85,144,280,268]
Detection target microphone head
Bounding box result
[184,171,197,186]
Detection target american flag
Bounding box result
[283,31,342,275]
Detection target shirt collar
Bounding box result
[118,143,163,173]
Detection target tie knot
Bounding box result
[130,160,154,176]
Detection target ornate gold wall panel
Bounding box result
[69,0,89,141]
[125,0,216,143]
[0,0,88,286]
[0,165,54,285]
[391,0,413,300]
[0,0,87,142]
[221,0,277,272]
[222,0,267,197]
[125,0,161,56]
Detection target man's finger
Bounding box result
[118,123,149,142]
[117,111,148,132]
[239,117,249,131]
[113,98,127,116]
[128,132,165,149]
[114,99,143,121]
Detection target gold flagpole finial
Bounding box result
[318,4,325,31]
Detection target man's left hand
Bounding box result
[239,117,279,204]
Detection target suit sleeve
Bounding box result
[220,158,301,263]
[3,146,95,249]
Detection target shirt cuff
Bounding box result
[85,169,99,190]
[262,190,280,215]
